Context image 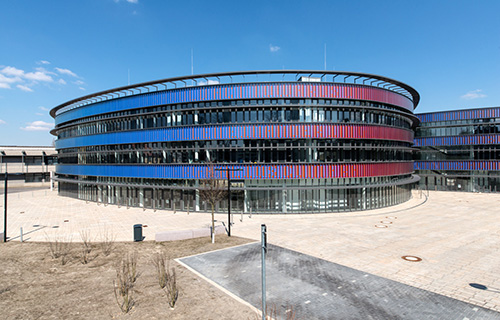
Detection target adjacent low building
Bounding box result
[0,146,56,182]
[50,70,421,213]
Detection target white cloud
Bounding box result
[24,71,53,82]
[55,67,77,77]
[35,112,44,116]
[1,66,24,77]
[20,120,53,131]
[127,0,138,3]
[39,106,49,111]
[35,67,56,75]
[0,73,21,89]
[0,119,6,125]
[0,64,81,91]
[269,44,280,53]
[461,89,487,100]
[16,85,33,92]
[79,87,86,91]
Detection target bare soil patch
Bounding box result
[0,236,257,319]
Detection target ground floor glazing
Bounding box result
[58,179,413,213]
[416,170,500,192]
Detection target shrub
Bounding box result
[79,230,94,264]
[98,228,116,256]
[152,252,179,309]
[46,234,72,265]
[113,252,139,313]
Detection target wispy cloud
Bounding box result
[269,44,280,53]
[20,120,53,131]
[461,89,487,100]
[17,84,33,92]
[55,67,77,77]
[0,63,82,92]
[0,73,21,89]
[24,71,53,82]
[2,66,24,77]
[79,87,86,91]
[39,106,49,111]
[0,119,6,125]
[114,0,138,3]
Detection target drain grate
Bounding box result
[401,255,422,262]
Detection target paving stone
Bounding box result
[180,243,500,320]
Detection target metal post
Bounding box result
[261,224,267,320]
[4,172,7,242]
[227,167,231,237]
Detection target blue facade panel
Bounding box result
[55,82,414,125]
[414,161,500,171]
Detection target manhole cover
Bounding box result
[52,226,59,229]
[375,225,388,228]
[33,225,40,227]
[64,220,69,222]
[469,283,488,290]
[20,211,24,214]
[401,255,422,262]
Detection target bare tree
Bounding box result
[198,162,227,243]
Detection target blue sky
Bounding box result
[1,0,499,146]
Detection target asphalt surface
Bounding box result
[180,242,500,320]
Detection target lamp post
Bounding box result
[3,172,7,242]
[261,224,267,320]
[215,167,243,237]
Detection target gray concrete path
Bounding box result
[180,243,500,320]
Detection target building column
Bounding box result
[139,188,144,207]
[98,185,102,203]
[282,186,287,213]
[195,189,200,211]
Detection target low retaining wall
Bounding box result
[155,225,225,242]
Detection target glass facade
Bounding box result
[51,71,420,213]
[415,107,500,193]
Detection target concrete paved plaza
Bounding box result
[180,243,499,319]
[2,188,500,312]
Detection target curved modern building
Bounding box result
[50,70,420,213]
[415,106,500,192]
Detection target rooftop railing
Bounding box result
[51,70,419,118]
